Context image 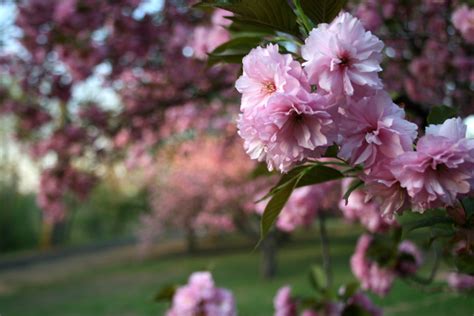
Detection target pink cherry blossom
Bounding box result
[339,179,397,233]
[238,93,338,172]
[350,234,396,296]
[302,12,384,96]
[338,91,418,170]
[273,286,297,316]
[452,5,474,44]
[167,271,236,316]
[363,165,410,219]
[236,44,309,111]
[447,272,474,291]
[276,186,320,232]
[392,118,474,211]
[191,10,232,60]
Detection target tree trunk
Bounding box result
[185,226,198,254]
[261,231,277,279]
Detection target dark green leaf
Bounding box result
[342,178,364,204]
[212,36,263,54]
[300,0,348,25]
[154,284,177,302]
[403,215,454,234]
[260,176,300,240]
[309,265,327,292]
[296,165,344,188]
[196,0,300,36]
[258,164,343,240]
[427,105,457,125]
[461,197,474,220]
[207,52,247,65]
[454,253,474,275]
[342,304,372,316]
[323,144,339,158]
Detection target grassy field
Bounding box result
[0,222,472,316]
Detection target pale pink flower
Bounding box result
[350,234,396,296]
[238,93,338,172]
[339,179,397,233]
[392,118,474,211]
[274,286,297,316]
[363,162,411,219]
[452,5,474,44]
[302,12,384,96]
[447,272,474,291]
[276,186,320,232]
[236,44,309,111]
[167,271,236,316]
[338,91,418,170]
[192,26,230,59]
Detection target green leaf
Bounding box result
[300,0,348,25]
[309,265,327,292]
[427,105,457,125]
[323,144,339,158]
[196,0,300,36]
[154,284,177,302]
[461,197,474,220]
[207,53,247,65]
[260,176,300,240]
[342,178,364,204]
[403,215,454,234]
[258,164,343,240]
[296,164,344,188]
[212,36,263,54]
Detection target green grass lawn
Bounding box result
[0,222,472,316]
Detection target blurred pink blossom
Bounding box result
[447,272,474,291]
[167,271,236,316]
[274,286,297,316]
[452,5,474,44]
[351,234,396,296]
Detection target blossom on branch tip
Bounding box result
[236,44,310,111]
[392,117,474,211]
[302,12,384,97]
[338,90,418,170]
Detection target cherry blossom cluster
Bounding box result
[353,0,473,112]
[1,1,239,222]
[166,271,236,316]
[237,11,474,218]
[350,234,423,296]
[255,181,340,233]
[137,134,271,252]
[273,285,382,316]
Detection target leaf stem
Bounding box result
[319,213,332,289]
